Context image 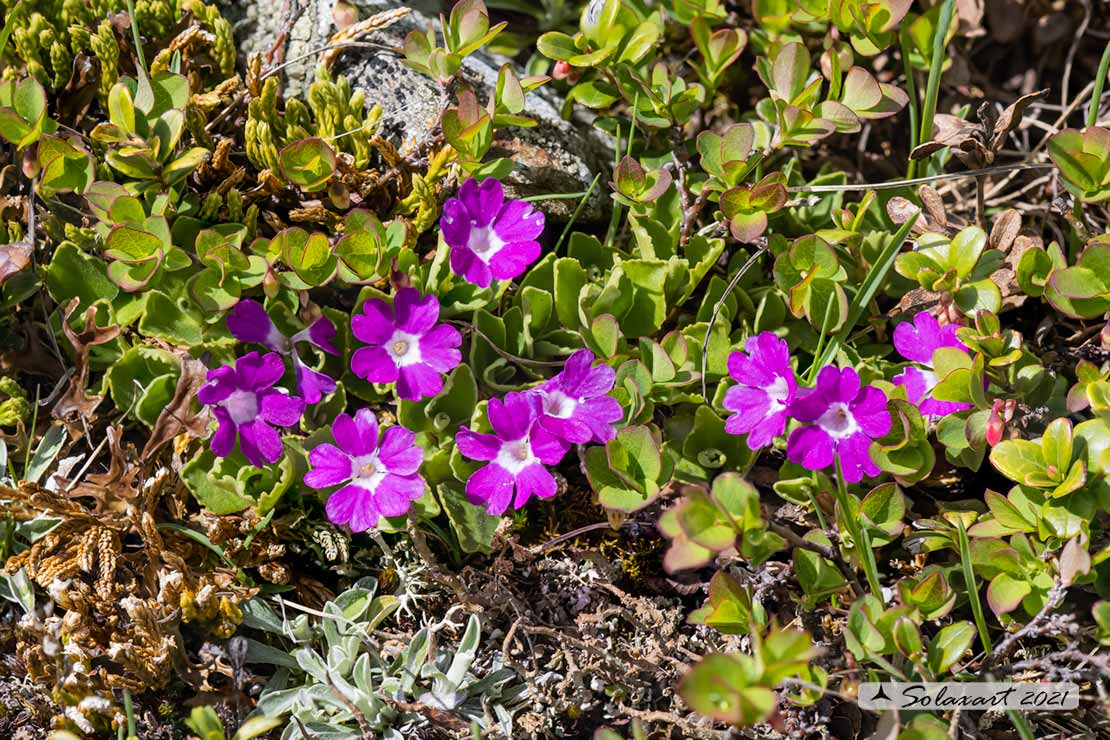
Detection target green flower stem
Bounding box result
[901,33,921,179]
[833,458,883,598]
[124,0,147,72]
[917,0,957,175]
[1088,39,1110,129]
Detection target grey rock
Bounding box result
[219,0,612,221]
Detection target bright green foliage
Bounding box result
[678,625,821,727]
[658,472,785,570]
[246,66,383,178]
[0,0,231,92]
[1049,126,1110,203]
[895,225,1003,315]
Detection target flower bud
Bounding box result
[22,147,40,179]
[552,61,581,84]
[986,400,1005,447]
[263,267,280,298]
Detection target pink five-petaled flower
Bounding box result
[440,177,545,288]
[891,311,973,419]
[197,351,306,467]
[350,287,462,401]
[304,409,425,532]
[226,299,339,404]
[722,332,797,450]
[535,349,623,445]
[786,366,891,484]
[456,392,568,515]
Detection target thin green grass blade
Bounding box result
[1007,709,1035,740]
[1088,39,1110,129]
[0,2,22,60]
[917,0,957,171]
[901,33,921,179]
[811,212,919,372]
[957,517,993,654]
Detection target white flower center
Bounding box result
[763,376,790,406]
[541,390,577,419]
[494,438,535,475]
[386,330,423,367]
[817,401,859,440]
[918,368,939,395]
[465,222,505,260]
[223,389,258,425]
[351,452,388,492]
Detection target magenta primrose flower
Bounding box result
[892,311,973,419]
[456,392,568,515]
[304,409,425,532]
[535,349,623,445]
[226,299,338,404]
[350,287,462,401]
[723,332,797,450]
[786,366,891,483]
[440,177,545,288]
[198,351,306,467]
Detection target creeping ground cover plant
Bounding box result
[3,0,1110,737]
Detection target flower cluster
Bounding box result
[200,300,340,466]
[724,314,974,483]
[723,331,891,483]
[456,349,622,515]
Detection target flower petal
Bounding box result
[489,240,540,281]
[293,359,336,405]
[786,426,835,472]
[372,474,425,517]
[351,346,399,383]
[837,432,879,483]
[259,390,305,427]
[240,419,283,466]
[514,463,556,509]
[293,316,339,355]
[530,426,568,465]
[325,484,362,528]
[397,363,444,401]
[198,365,237,405]
[456,428,501,462]
[345,484,381,532]
[210,408,237,457]
[227,299,286,351]
[417,324,463,372]
[488,392,537,441]
[378,425,423,475]
[394,287,440,334]
[238,352,287,392]
[332,409,378,457]
[492,199,545,243]
[466,463,515,515]
[440,198,470,248]
[305,443,354,488]
[450,243,493,287]
[351,299,395,346]
[461,177,504,227]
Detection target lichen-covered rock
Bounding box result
[220,0,612,221]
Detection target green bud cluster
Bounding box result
[245,64,382,174]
